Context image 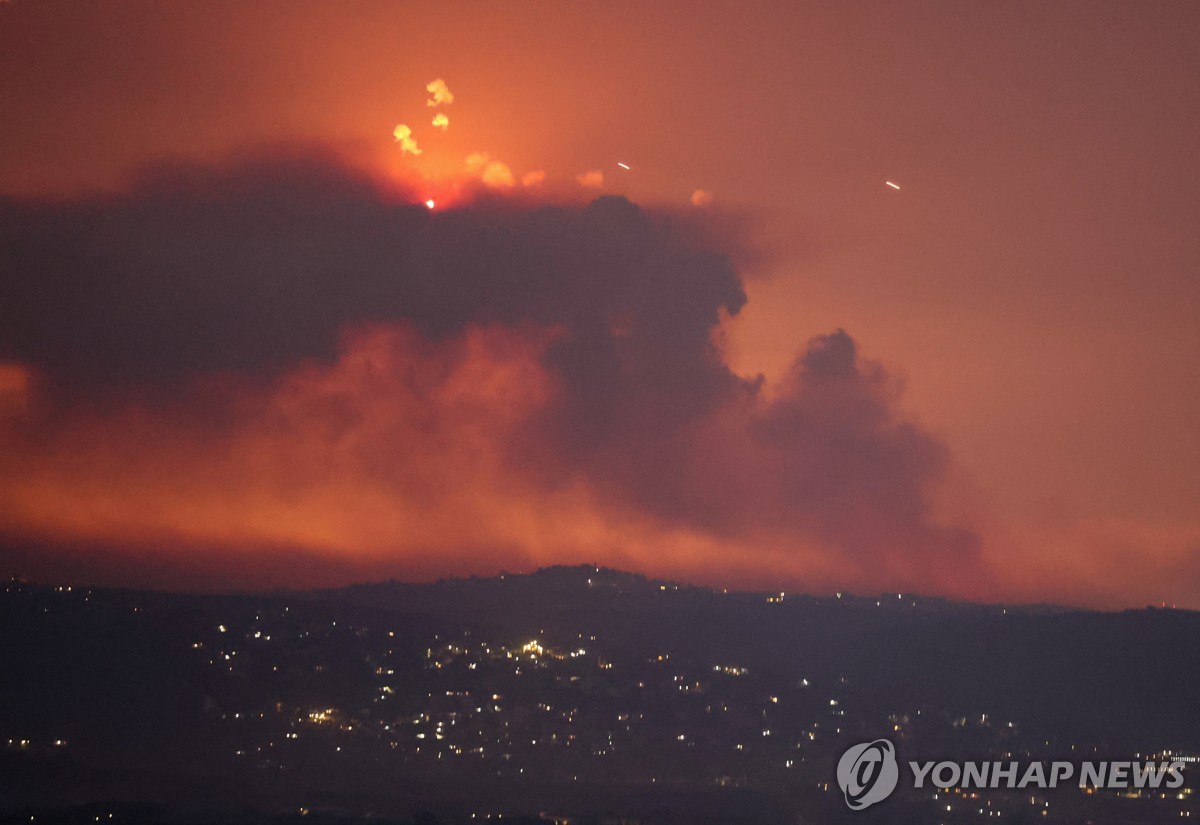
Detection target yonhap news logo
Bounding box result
[836,739,899,810]
[835,739,1189,811]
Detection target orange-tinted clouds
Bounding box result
[0,320,972,598]
[0,152,994,599]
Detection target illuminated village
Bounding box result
[2,568,1196,824]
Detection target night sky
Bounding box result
[1,0,1197,607]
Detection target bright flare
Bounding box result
[424,199,436,210]
[885,180,901,190]
[392,124,422,156]
[617,162,631,170]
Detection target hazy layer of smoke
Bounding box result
[0,149,979,588]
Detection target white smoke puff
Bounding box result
[426,78,454,107]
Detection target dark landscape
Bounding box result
[2,567,1196,824]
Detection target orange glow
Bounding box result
[480,160,515,188]
[1,317,1194,606]
[464,152,490,174]
[576,170,603,189]
[0,325,566,582]
[0,324,933,596]
[0,363,32,418]
[0,363,30,396]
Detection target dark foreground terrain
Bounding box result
[1,566,1197,824]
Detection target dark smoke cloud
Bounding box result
[0,149,978,579]
[1,150,743,393]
